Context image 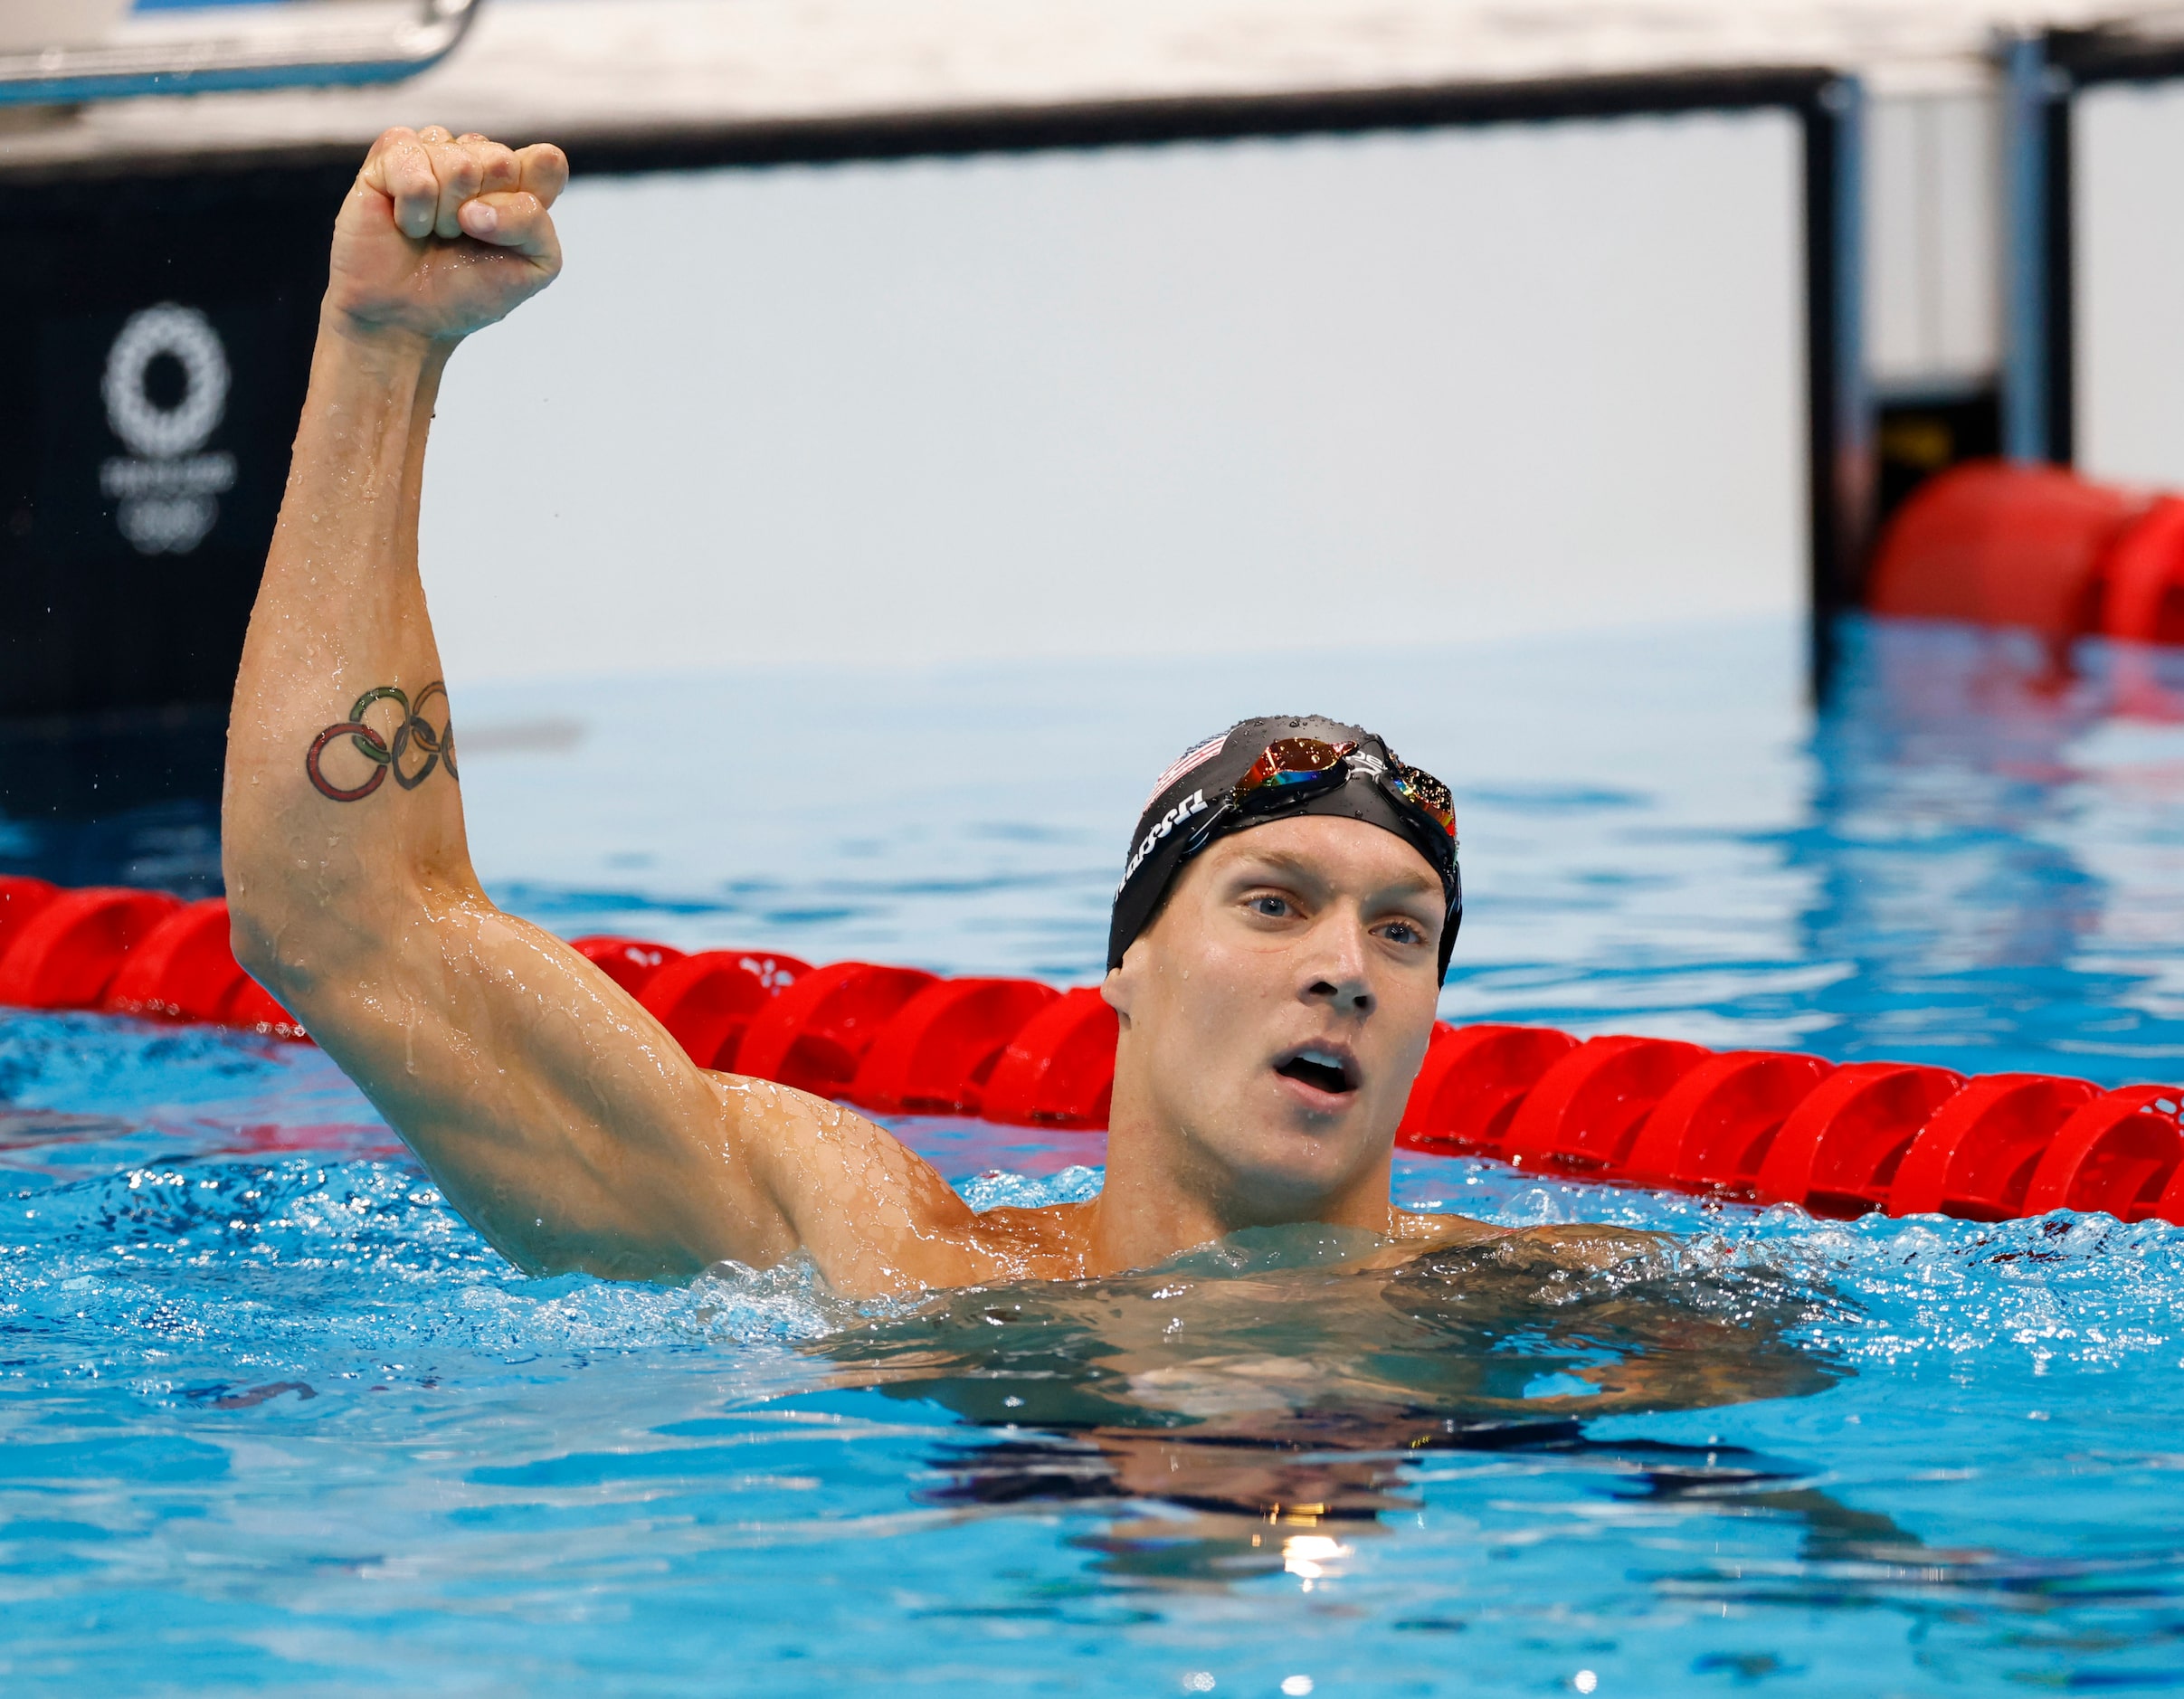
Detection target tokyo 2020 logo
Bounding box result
[100,303,238,556]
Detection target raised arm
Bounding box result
[223,128,993,1290]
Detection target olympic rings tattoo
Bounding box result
[304,681,460,802]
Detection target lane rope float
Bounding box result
[2,878,2177,1225]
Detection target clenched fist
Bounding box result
[326,126,568,346]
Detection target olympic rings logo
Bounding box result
[105,304,229,460]
[305,681,459,802]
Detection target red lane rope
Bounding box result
[1,879,2175,1225]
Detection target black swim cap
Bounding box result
[1106,715,1463,980]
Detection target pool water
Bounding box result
[6,615,2184,1695]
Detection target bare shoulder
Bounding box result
[711,1073,1091,1296]
[963,1201,1097,1282]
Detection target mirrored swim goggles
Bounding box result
[1184,734,1460,882]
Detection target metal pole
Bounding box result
[2001,33,2054,462]
[1808,76,1870,698]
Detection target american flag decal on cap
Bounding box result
[1139,735,1226,812]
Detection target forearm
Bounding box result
[223,318,472,989]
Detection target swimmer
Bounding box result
[224,127,1628,1295]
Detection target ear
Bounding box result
[1100,959,1138,1028]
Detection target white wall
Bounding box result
[420,110,1807,681]
[1866,90,2000,394]
[2079,80,2184,487]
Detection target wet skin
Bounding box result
[824,1227,1845,1434]
[223,124,1661,1298]
[811,1224,1858,1586]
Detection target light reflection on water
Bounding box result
[4,617,2184,1692]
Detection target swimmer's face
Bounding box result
[1102,814,1444,1220]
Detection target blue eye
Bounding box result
[1382,920,1423,945]
[1249,895,1290,918]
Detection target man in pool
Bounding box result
[224,127,1597,1296]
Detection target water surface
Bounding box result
[5,616,2184,1694]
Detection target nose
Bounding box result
[1301,914,1373,1017]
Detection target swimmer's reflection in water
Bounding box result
[808,1220,1860,1586]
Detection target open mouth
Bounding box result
[1274,1047,1358,1096]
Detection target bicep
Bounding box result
[291,888,795,1279]
[264,879,983,1289]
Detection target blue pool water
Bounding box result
[5,615,2184,1695]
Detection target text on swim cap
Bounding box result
[1121,789,1207,886]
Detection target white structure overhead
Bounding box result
[416,117,1809,679]
[1,0,2179,173]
